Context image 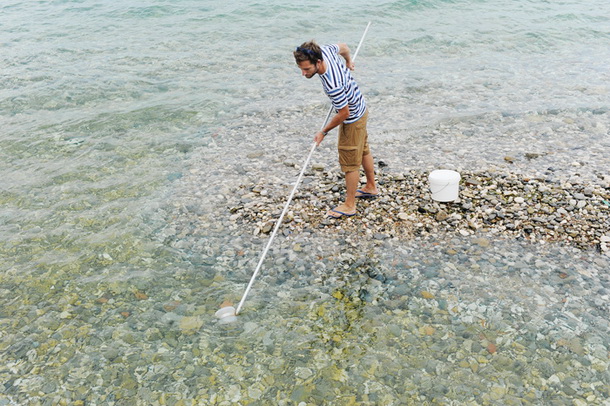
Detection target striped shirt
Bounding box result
[319,44,366,124]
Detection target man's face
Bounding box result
[298,60,319,79]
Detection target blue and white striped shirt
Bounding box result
[319,44,366,124]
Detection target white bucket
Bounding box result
[428,170,461,202]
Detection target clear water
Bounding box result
[1,0,609,404]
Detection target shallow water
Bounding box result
[1,0,609,404]
[198,237,610,405]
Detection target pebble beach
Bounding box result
[225,167,609,251]
[193,106,609,251]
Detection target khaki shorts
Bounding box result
[338,109,370,172]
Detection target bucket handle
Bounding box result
[430,182,453,194]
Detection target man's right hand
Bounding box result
[314,131,325,146]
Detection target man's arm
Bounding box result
[337,43,355,70]
[315,105,350,146]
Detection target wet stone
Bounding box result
[41,382,57,394]
[103,348,121,361]
[247,151,264,159]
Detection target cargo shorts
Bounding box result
[338,109,369,172]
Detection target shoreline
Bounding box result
[226,168,610,253]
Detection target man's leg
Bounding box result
[344,170,359,210]
[327,170,358,216]
[358,153,378,195]
[327,112,370,217]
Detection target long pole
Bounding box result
[235,22,372,315]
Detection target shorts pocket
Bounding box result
[338,145,358,168]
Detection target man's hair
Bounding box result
[294,41,323,64]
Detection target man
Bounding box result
[294,40,378,218]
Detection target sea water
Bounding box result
[1,0,609,404]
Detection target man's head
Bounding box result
[294,41,323,79]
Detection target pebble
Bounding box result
[179,316,203,333]
[473,238,490,247]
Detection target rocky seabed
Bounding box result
[1,107,609,405]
